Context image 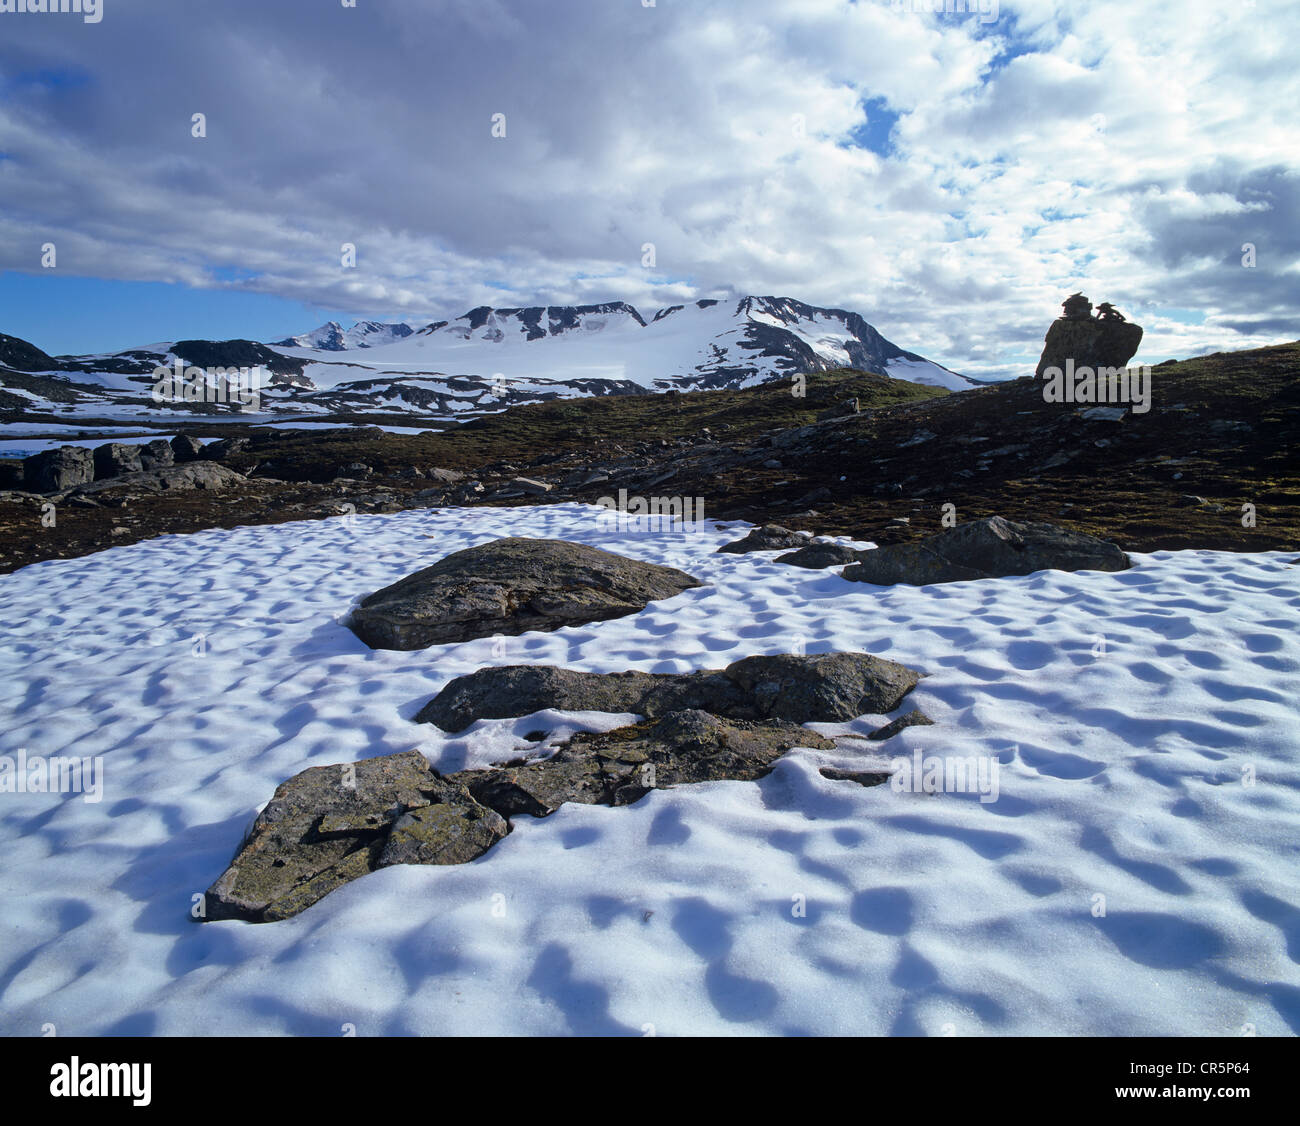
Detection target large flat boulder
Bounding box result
[203,709,847,922]
[348,537,703,651]
[448,710,837,817]
[841,516,1131,586]
[69,461,247,496]
[202,750,505,923]
[417,650,924,732]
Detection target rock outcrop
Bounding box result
[204,708,845,922]
[347,537,703,651]
[841,516,1131,586]
[1036,295,1144,378]
[417,651,925,732]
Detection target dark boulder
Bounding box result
[717,524,813,554]
[841,516,1131,586]
[92,443,144,479]
[170,434,206,462]
[23,445,94,493]
[348,537,703,651]
[448,709,837,817]
[138,439,175,471]
[1036,303,1143,378]
[775,542,864,569]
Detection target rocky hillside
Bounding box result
[0,340,1294,573]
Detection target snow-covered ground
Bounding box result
[0,504,1296,1036]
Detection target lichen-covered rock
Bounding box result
[202,750,503,923]
[348,537,703,651]
[841,516,1130,586]
[378,802,507,868]
[449,709,837,817]
[417,650,924,732]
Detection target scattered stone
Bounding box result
[717,524,812,554]
[774,542,863,569]
[336,462,373,478]
[348,537,703,651]
[1079,406,1127,422]
[868,708,935,741]
[426,468,465,485]
[417,651,924,733]
[508,477,553,495]
[841,516,1131,586]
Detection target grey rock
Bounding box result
[450,709,837,817]
[23,445,95,493]
[841,516,1130,586]
[775,542,863,569]
[203,437,250,461]
[139,439,175,471]
[418,650,924,733]
[93,443,143,480]
[70,461,247,496]
[348,537,703,651]
[509,477,553,495]
[426,467,465,485]
[201,750,505,923]
[717,524,813,554]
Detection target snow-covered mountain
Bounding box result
[271,320,415,351]
[273,297,971,392]
[0,296,969,429]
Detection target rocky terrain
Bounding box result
[0,339,1295,573]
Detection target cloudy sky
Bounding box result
[1,0,1295,378]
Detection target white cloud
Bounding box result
[0,0,1295,377]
